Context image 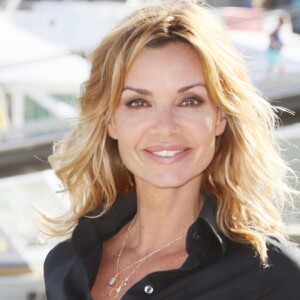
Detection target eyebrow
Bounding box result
[122,83,206,95]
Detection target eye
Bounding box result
[125,98,150,109]
[179,96,204,107]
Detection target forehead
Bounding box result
[124,42,205,86]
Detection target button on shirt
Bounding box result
[44,194,300,299]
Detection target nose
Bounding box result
[150,106,179,136]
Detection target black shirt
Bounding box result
[44,194,300,299]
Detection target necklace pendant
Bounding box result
[109,278,128,299]
[108,275,117,286]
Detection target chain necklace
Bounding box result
[108,215,183,299]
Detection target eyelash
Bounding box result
[125,95,204,109]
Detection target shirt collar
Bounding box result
[72,193,227,259]
[198,195,227,258]
[72,193,137,258]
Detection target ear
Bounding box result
[215,109,227,137]
[107,117,118,140]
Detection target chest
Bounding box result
[91,245,187,300]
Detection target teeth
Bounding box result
[152,150,183,157]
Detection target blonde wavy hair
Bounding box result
[44,0,296,263]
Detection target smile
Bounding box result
[152,150,184,157]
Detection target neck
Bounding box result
[128,179,203,255]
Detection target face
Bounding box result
[108,42,226,190]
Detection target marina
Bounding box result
[0,0,300,299]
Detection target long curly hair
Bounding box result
[43,0,296,263]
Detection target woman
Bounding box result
[43,1,300,299]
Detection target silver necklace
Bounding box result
[108,215,183,299]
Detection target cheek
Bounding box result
[115,127,140,165]
[203,116,214,132]
[192,115,216,136]
[116,138,133,171]
[195,116,218,156]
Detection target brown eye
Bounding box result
[126,98,150,109]
[180,96,203,107]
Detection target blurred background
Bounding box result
[0,0,299,299]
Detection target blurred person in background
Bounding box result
[43,1,300,299]
[266,15,286,74]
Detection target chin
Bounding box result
[134,171,203,190]
[148,177,195,189]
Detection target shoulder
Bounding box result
[44,239,75,274]
[44,240,78,299]
[256,237,300,299]
[267,237,300,275]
